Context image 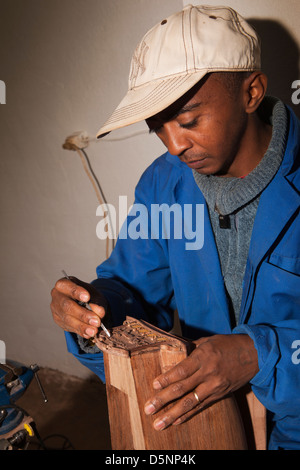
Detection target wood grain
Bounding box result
[95,317,264,450]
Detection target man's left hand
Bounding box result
[144,334,259,430]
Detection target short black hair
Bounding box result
[213,71,252,98]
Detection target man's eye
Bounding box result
[181,119,198,129]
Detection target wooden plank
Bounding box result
[246,390,267,450]
[104,352,145,450]
[131,349,247,450]
[98,318,249,450]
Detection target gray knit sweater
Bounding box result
[193,97,288,325]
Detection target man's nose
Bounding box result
[163,123,192,157]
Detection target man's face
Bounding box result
[146,73,248,177]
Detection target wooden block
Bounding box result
[95,317,251,450]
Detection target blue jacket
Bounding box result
[65,104,300,450]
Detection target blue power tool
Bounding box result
[0,362,47,450]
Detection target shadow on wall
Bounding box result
[249,18,300,118]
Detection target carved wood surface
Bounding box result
[94,317,252,450]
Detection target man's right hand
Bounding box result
[50,276,108,339]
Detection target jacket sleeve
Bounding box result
[234,320,300,414]
[65,161,176,380]
[233,319,300,448]
[94,160,177,331]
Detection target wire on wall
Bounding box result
[75,148,115,259]
[63,129,149,259]
[63,132,119,259]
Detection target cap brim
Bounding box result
[96,71,208,138]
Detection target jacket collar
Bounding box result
[280,104,300,189]
[251,103,300,263]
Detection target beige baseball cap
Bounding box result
[97,4,261,138]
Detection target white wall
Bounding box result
[0,0,182,379]
[0,0,299,379]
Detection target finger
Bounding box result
[51,291,101,338]
[79,302,107,337]
[52,301,95,337]
[151,390,202,431]
[144,371,200,415]
[84,302,106,319]
[172,387,229,426]
[55,277,91,303]
[156,378,231,430]
[172,389,204,426]
[152,354,201,391]
[59,277,109,314]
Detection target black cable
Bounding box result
[0,405,74,450]
[34,433,75,450]
[0,403,30,416]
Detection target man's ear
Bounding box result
[243,72,268,114]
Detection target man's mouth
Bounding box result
[184,158,207,169]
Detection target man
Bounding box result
[51,5,300,449]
